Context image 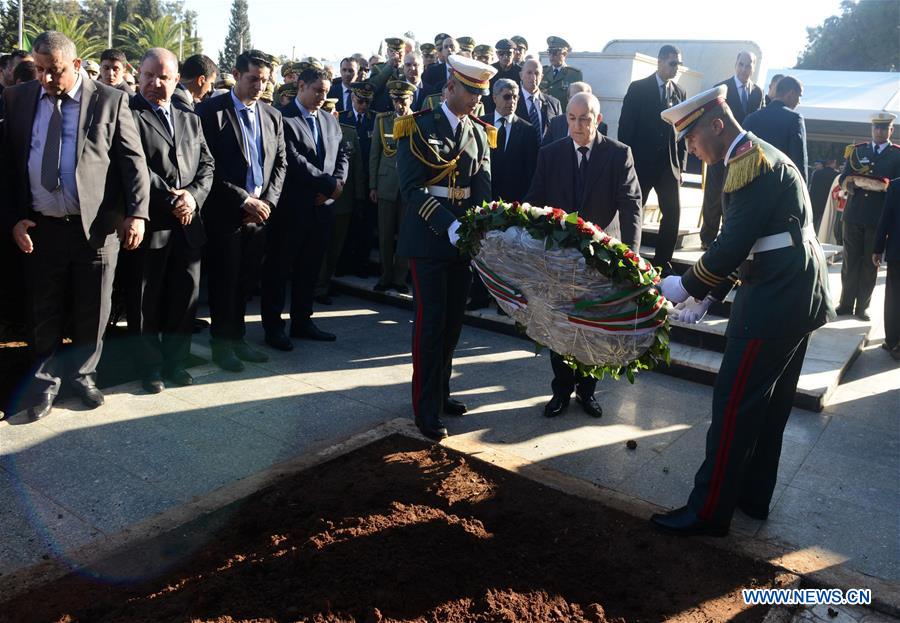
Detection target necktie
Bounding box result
[454,118,463,144]
[307,114,324,165]
[576,145,589,205]
[240,107,264,188]
[740,84,748,114]
[554,67,560,78]
[497,117,507,151]
[528,98,541,140]
[41,94,65,192]
[660,82,667,106]
[156,107,173,137]
[344,89,351,111]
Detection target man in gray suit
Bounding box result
[2,31,150,421]
[129,48,215,393]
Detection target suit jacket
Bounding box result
[171,83,195,112]
[278,99,350,222]
[542,114,607,147]
[743,101,808,181]
[422,62,450,95]
[717,76,763,124]
[327,81,352,113]
[617,72,687,180]
[525,133,643,252]
[338,108,375,176]
[1,78,150,248]
[129,94,215,249]
[195,91,287,235]
[481,113,537,202]
[874,177,900,262]
[515,90,562,141]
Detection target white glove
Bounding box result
[448,219,461,245]
[660,274,689,303]
[672,296,713,324]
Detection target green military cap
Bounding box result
[474,44,494,56]
[321,98,338,113]
[278,83,298,99]
[295,57,324,72]
[83,59,100,73]
[215,73,236,89]
[457,36,476,52]
[546,36,571,52]
[511,35,528,50]
[388,79,416,98]
[280,61,298,78]
[434,32,451,46]
[871,111,897,127]
[260,81,275,103]
[350,81,375,100]
[385,37,405,51]
[495,39,516,52]
[420,42,437,56]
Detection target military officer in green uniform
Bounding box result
[511,36,528,65]
[457,37,476,58]
[395,55,496,440]
[371,81,416,293]
[368,37,405,113]
[836,112,900,320]
[473,44,494,65]
[541,36,583,109]
[315,108,367,304]
[420,43,438,70]
[652,86,832,536]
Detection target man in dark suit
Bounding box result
[808,158,840,232]
[468,78,538,310]
[517,58,562,145]
[99,48,134,95]
[700,51,765,248]
[196,50,287,372]
[327,57,358,113]
[261,62,349,350]
[874,177,900,360]
[617,44,687,273]
[1,31,150,421]
[526,92,643,420]
[743,76,808,182]
[422,36,459,94]
[542,82,607,146]
[129,48,215,393]
[400,52,428,111]
[173,54,218,112]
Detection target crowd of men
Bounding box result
[0,29,897,537]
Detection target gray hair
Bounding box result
[736,50,757,64]
[140,47,178,69]
[31,31,77,59]
[403,51,423,65]
[567,92,601,117]
[567,81,591,97]
[492,78,519,96]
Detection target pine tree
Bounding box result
[219,0,250,72]
[0,0,55,50]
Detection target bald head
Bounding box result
[520,58,542,94]
[567,81,591,98]
[139,47,180,105]
[566,92,602,146]
[735,50,756,84]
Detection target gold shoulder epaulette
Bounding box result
[844,142,866,159]
[724,142,772,193]
[469,114,498,149]
[393,109,430,139]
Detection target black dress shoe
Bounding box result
[28,394,54,421]
[443,398,467,416]
[737,501,769,521]
[393,283,409,294]
[543,395,569,418]
[72,384,104,409]
[192,318,210,334]
[834,305,854,316]
[650,506,729,537]
[212,347,245,372]
[855,310,871,321]
[314,294,333,305]
[373,282,391,292]
[164,368,194,387]
[265,332,294,352]
[890,346,900,362]
[576,394,603,418]
[416,418,449,441]
[291,322,336,342]
[142,371,165,394]
[234,341,269,363]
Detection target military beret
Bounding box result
[871,111,897,126]
[388,79,416,97]
[350,81,375,100]
[495,39,516,52]
[420,42,437,56]
[434,33,451,46]
[547,36,571,51]
[385,37,405,51]
[457,36,476,52]
[511,35,528,50]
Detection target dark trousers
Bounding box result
[408,256,471,425]
[206,223,266,342]
[638,165,682,268]
[840,222,878,313]
[687,334,809,525]
[700,161,725,246]
[550,351,598,399]
[24,215,119,398]
[134,229,202,372]
[315,211,352,297]
[886,261,899,349]
[377,198,408,286]
[261,208,333,334]
[342,199,377,275]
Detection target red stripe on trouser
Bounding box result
[700,338,762,520]
[409,259,423,419]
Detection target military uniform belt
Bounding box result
[748,225,816,259]
[426,185,471,200]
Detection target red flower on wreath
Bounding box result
[551,208,566,220]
